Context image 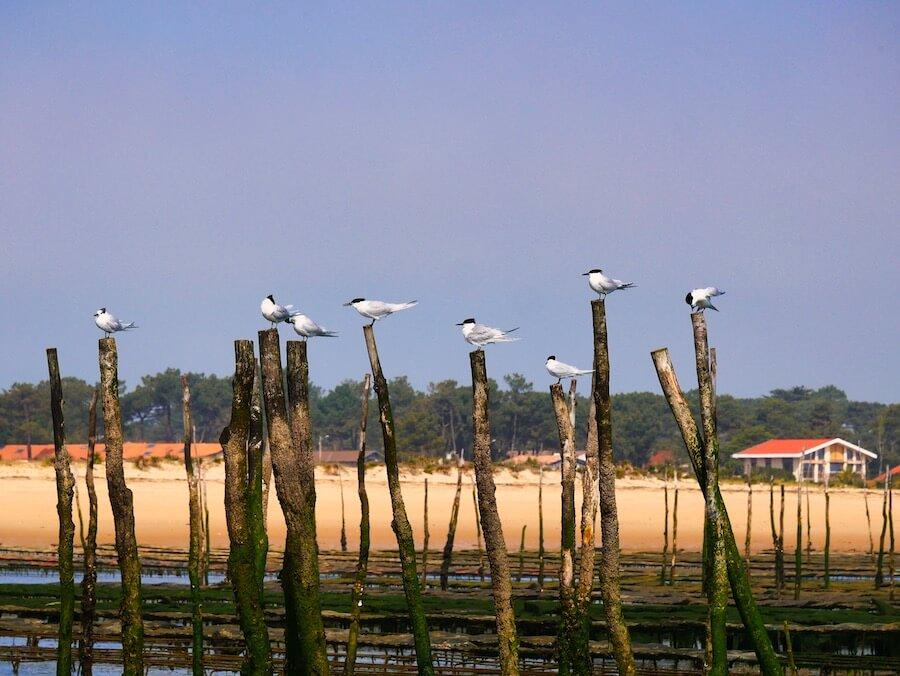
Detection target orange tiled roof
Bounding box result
[732,438,831,458]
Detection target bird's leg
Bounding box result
[369,319,376,327]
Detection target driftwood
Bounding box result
[470,349,519,675]
[98,337,144,675]
[345,374,372,675]
[222,341,271,673]
[181,375,205,674]
[591,299,635,675]
[80,387,99,675]
[651,347,782,675]
[47,348,76,676]
[363,325,433,674]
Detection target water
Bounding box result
[0,569,227,586]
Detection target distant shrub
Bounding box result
[748,467,796,484]
[133,455,162,471]
[829,468,864,488]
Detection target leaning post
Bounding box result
[363,325,434,674]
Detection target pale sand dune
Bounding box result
[0,461,881,554]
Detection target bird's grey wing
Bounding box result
[469,325,498,342]
[368,301,392,314]
[704,287,724,296]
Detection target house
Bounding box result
[647,449,675,468]
[315,449,383,465]
[873,465,900,486]
[731,438,876,483]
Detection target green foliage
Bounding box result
[828,468,864,488]
[0,371,895,472]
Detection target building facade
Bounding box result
[731,438,876,483]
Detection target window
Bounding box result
[830,462,843,474]
[765,459,771,468]
[784,459,793,473]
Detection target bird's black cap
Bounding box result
[582,268,602,275]
[266,294,274,302]
[99,307,106,313]
[547,355,556,361]
[685,293,693,305]
[350,298,365,304]
[456,318,476,325]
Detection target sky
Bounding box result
[1,2,898,402]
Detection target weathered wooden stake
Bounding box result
[805,482,812,562]
[517,525,527,583]
[440,455,464,592]
[778,484,786,596]
[651,348,783,675]
[691,315,727,675]
[575,379,599,669]
[783,622,798,676]
[248,366,268,601]
[551,381,578,674]
[471,349,520,675]
[199,458,211,586]
[875,468,889,588]
[363,325,434,674]
[80,387,99,675]
[745,473,752,565]
[670,470,679,584]
[888,480,894,602]
[661,467,670,583]
[47,349,76,676]
[824,473,832,589]
[538,465,545,590]
[591,299,636,676]
[222,341,271,673]
[181,375,205,674]
[794,479,802,601]
[98,338,144,675]
[421,478,430,585]
[345,374,372,675]
[340,468,349,554]
[472,477,486,581]
[865,490,875,561]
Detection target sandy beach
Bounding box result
[0,460,882,554]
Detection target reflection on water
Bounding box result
[0,569,227,586]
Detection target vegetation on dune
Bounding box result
[2,371,897,470]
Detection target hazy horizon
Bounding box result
[2,3,898,402]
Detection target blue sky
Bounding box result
[1,2,897,401]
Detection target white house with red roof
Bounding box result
[731,438,876,483]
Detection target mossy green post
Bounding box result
[591,299,636,676]
[652,347,783,675]
[47,349,76,676]
[345,374,372,675]
[182,375,206,674]
[99,337,144,675]
[222,341,272,674]
[471,349,519,676]
[363,325,434,674]
[691,315,728,675]
[80,388,99,676]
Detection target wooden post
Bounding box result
[98,337,144,675]
[258,336,328,673]
[47,349,76,676]
[363,325,434,674]
[181,375,205,674]
[745,473,752,565]
[199,458,211,586]
[575,380,599,667]
[889,480,895,601]
[592,300,636,675]
[538,465,545,590]
[222,341,271,673]
[340,469,349,554]
[824,473,832,589]
[865,491,875,561]
[80,387,99,675]
[778,484,786,596]
[472,477,485,581]
[247,365,268,602]
[651,348,783,675]
[551,382,578,674]
[470,349,520,675]
[421,478,430,586]
[670,469,679,585]
[345,374,372,675]
[517,525,527,583]
[875,468,889,587]
[661,467,670,583]
[805,483,812,562]
[691,314,727,675]
[783,622,798,676]
[440,456,463,592]
[794,479,802,601]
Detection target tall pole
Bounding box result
[80,387,99,675]
[182,375,205,674]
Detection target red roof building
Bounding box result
[731,438,876,483]
[0,442,223,462]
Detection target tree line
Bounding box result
[1,368,897,470]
